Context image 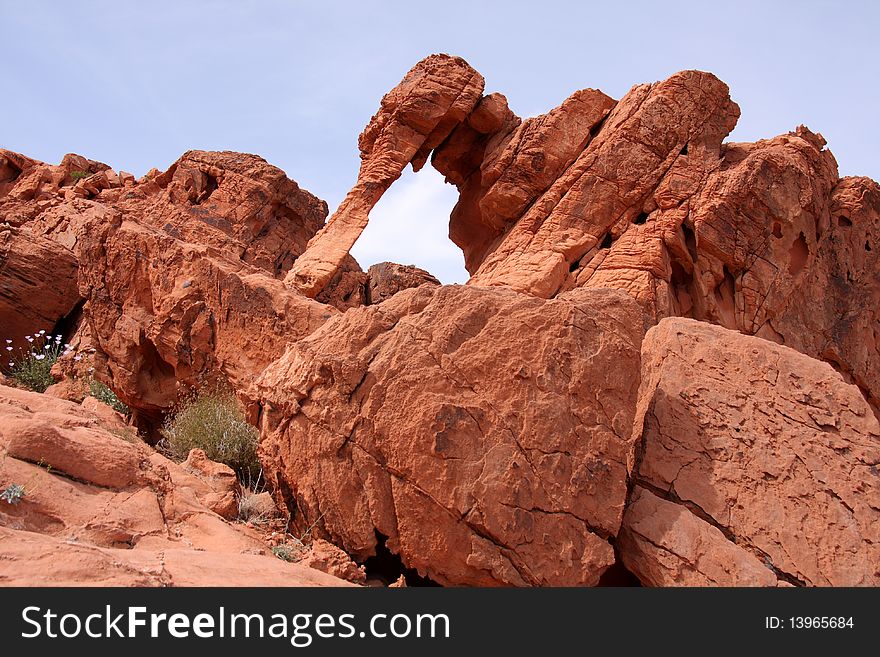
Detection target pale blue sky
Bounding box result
[3,1,877,282]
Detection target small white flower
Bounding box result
[74,355,82,361]
[64,343,70,349]
[5,346,11,351]
[38,330,46,335]
[8,362,13,368]
[44,344,50,350]
[26,337,33,343]
[35,354,45,361]
[55,335,62,342]
[4,339,11,344]
[87,367,94,373]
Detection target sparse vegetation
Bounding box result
[0,455,53,505]
[237,469,273,525]
[89,379,130,415]
[271,543,302,562]
[237,488,271,525]
[161,387,260,481]
[108,426,140,443]
[0,483,25,505]
[3,332,69,393]
[69,170,90,180]
[269,513,325,562]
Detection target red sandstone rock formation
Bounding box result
[75,210,335,426]
[1,52,878,587]
[620,318,880,586]
[284,55,878,418]
[0,385,348,586]
[1,149,337,419]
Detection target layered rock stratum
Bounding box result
[1,53,877,586]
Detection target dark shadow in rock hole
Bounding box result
[361,531,441,587]
[597,555,642,586]
[51,298,86,345]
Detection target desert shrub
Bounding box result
[69,170,90,180]
[89,379,130,415]
[271,542,306,562]
[237,488,270,525]
[162,388,260,481]
[3,331,68,393]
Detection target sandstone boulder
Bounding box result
[365,261,440,304]
[620,318,880,586]
[299,538,367,584]
[0,227,81,350]
[254,285,645,586]
[75,212,336,423]
[181,448,240,519]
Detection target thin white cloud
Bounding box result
[350,167,469,284]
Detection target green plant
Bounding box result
[89,379,130,415]
[161,388,260,481]
[3,331,68,393]
[0,454,53,505]
[0,483,25,505]
[70,170,90,180]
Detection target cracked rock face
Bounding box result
[254,285,644,586]
[621,318,880,586]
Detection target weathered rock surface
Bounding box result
[620,318,880,586]
[468,70,740,297]
[0,384,349,586]
[116,150,330,277]
[0,527,348,586]
[767,175,880,417]
[75,213,336,424]
[0,149,109,207]
[436,89,615,273]
[254,285,644,586]
[0,227,81,349]
[181,448,240,519]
